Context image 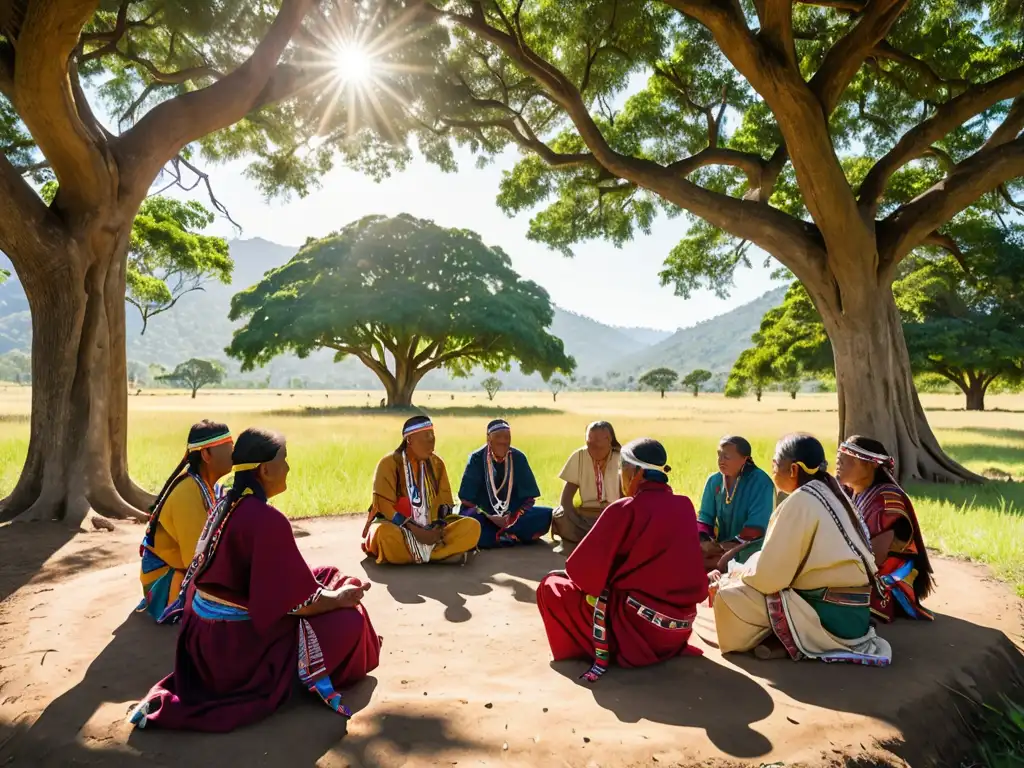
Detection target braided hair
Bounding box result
[150,420,230,513]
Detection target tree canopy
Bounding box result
[682,368,713,396]
[638,367,679,397]
[227,214,575,407]
[158,358,226,399]
[482,375,503,401]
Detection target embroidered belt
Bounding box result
[625,596,694,630]
[797,585,872,607]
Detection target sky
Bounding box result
[174,146,783,332]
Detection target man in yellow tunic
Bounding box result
[707,434,891,666]
[138,421,234,622]
[362,416,480,565]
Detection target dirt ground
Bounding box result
[0,518,1021,768]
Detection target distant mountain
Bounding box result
[612,286,787,377]
[0,238,685,389]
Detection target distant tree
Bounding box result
[482,376,503,402]
[682,369,713,397]
[638,367,679,399]
[727,347,775,402]
[549,377,568,403]
[126,360,150,389]
[0,351,31,384]
[228,216,575,408]
[158,359,226,400]
[40,186,232,336]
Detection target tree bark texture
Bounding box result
[814,281,982,484]
[0,220,153,527]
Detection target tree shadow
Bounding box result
[267,404,563,419]
[0,611,405,767]
[360,542,565,622]
[724,611,1024,765]
[907,479,1024,516]
[0,522,80,603]
[549,654,775,759]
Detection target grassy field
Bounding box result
[1,386,1023,595]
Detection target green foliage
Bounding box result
[126,198,232,334]
[227,215,575,405]
[638,367,678,397]
[727,346,776,401]
[548,376,568,402]
[39,183,231,333]
[972,695,1024,768]
[157,358,226,397]
[682,369,713,396]
[0,350,31,384]
[482,375,503,401]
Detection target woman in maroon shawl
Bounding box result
[536,438,708,682]
[129,427,381,732]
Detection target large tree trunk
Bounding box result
[963,374,988,412]
[817,282,982,484]
[0,225,154,528]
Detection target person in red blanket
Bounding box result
[536,437,708,682]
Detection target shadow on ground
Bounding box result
[551,655,775,758]
[907,478,1024,516]
[0,611,481,768]
[0,523,83,602]
[361,541,562,622]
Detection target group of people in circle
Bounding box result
[128,415,932,732]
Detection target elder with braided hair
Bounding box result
[708,434,892,666]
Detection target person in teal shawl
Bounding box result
[458,420,553,548]
[698,436,775,572]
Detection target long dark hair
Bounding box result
[396,415,432,454]
[227,427,285,503]
[150,420,230,513]
[846,435,934,598]
[587,420,621,451]
[622,437,670,484]
[775,433,868,541]
[721,435,756,470]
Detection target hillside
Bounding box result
[0,238,686,389]
[612,286,787,376]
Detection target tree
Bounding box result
[158,358,226,399]
[388,0,1024,482]
[727,347,775,402]
[0,0,458,523]
[682,369,713,397]
[549,376,567,403]
[227,215,575,408]
[126,198,232,335]
[40,185,232,336]
[482,376,503,401]
[638,367,679,398]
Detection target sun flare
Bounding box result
[333,43,375,85]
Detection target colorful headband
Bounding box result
[232,462,261,473]
[621,447,670,474]
[403,420,434,437]
[839,442,894,469]
[187,432,233,452]
[487,420,511,435]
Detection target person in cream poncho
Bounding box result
[709,433,892,666]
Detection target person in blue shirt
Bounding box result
[458,419,553,548]
[697,436,775,572]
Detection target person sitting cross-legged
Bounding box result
[362,416,481,565]
[458,419,553,548]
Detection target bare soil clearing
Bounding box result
[0,518,1021,767]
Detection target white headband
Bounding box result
[621,447,669,473]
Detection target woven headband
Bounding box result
[621,447,670,474]
[839,442,894,468]
[403,420,433,437]
[487,421,511,435]
[187,432,232,452]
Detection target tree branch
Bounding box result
[0,152,67,270]
[881,136,1024,264]
[758,0,797,71]
[921,231,968,272]
[0,40,14,101]
[809,0,909,115]
[115,0,315,203]
[859,65,1024,214]
[984,94,1024,150]
[870,40,968,98]
[13,0,114,213]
